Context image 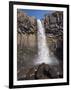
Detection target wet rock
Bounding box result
[55,39,63,60]
[26,67,37,80]
[48,65,63,78]
[35,63,63,79]
[35,63,50,79]
[17,67,29,80]
[17,63,63,80]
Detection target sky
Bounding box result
[18,9,55,19]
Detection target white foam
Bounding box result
[35,19,59,65]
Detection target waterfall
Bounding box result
[34,19,59,65]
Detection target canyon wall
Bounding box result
[17,11,63,80]
[44,11,63,60]
[17,10,37,49]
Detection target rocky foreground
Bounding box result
[18,63,63,80]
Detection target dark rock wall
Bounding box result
[44,11,63,35]
[17,10,37,34]
[17,10,37,48]
[44,11,63,60]
[17,10,38,71]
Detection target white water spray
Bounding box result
[35,19,59,65]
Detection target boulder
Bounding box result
[48,65,63,78]
[26,67,37,80]
[35,63,50,79]
[17,63,63,80]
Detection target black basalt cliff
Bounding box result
[44,11,63,60]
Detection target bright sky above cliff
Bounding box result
[18,9,55,19]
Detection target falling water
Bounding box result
[35,19,59,65]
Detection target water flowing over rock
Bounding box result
[34,19,59,65]
[36,19,50,64]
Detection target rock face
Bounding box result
[17,10,37,34]
[17,10,38,73]
[44,11,63,35]
[18,63,63,80]
[17,10,37,48]
[44,11,63,61]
